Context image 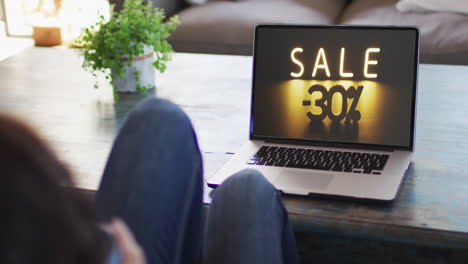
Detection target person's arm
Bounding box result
[110,219,146,264]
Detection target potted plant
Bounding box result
[78,0,179,97]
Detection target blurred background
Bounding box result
[0,0,111,59]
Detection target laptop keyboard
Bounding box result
[247,146,389,174]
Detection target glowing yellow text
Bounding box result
[290,47,304,78]
[312,48,331,78]
[339,48,354,78]
[364,48,381,79]
[289,47,382,79]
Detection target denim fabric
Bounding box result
[96,98,298,264]
[104,245,121,264]
[203,169,299,264]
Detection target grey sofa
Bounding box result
[160,0,468,65]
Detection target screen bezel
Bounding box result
[249,24,420,151]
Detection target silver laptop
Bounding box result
[208,25,419,201]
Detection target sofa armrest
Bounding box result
[109,0,187,17]
[151,0,188,17]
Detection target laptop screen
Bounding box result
[251,25,419,150]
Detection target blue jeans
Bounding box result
[96,98,298,264]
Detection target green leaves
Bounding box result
[78,0,180,95]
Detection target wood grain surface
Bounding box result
[1,47,468,250]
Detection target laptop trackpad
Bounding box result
[275,170,334,194]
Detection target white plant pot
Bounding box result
[112,45,155,93]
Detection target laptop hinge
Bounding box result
[264,139,395,152]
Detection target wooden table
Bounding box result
[1,47,468,262]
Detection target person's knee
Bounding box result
[133,98,183,119]
[225,169,266,186]
[129,98,191,128]
[210,169,281,227]
[219,169,277,199]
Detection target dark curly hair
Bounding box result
[0,114,110,264]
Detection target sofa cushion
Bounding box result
[396,0,468,16]
[339,0,468,65]
[170,0,348,55]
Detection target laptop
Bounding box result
[208,25,419,201]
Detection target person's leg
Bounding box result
[95,98,203,264]
[203,169,299,264]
